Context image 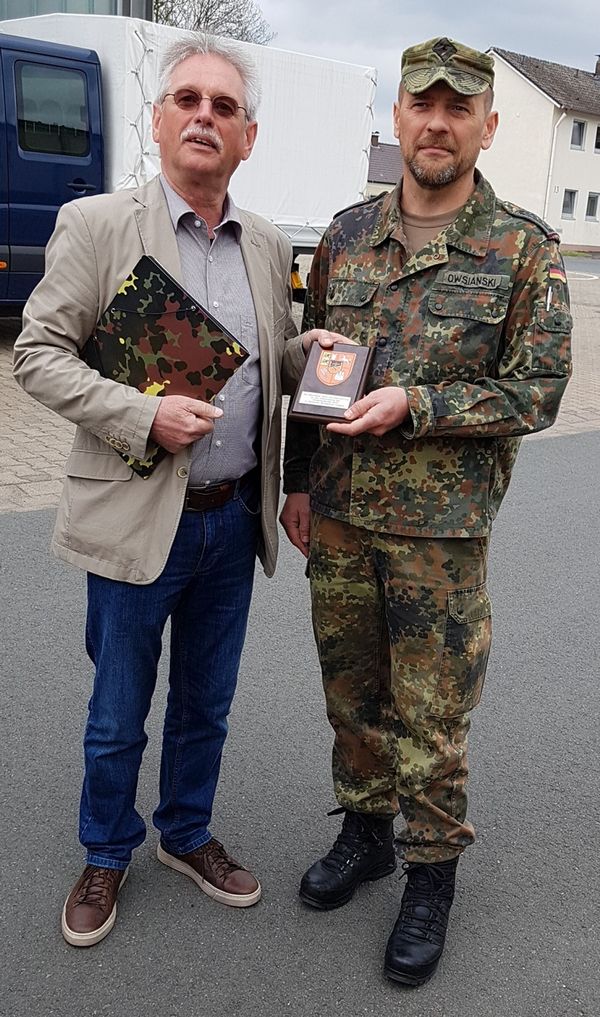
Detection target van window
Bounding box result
[16,62,90,157]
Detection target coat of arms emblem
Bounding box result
[316,349,356,386]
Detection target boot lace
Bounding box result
[322,809,381,870]
[397,861,456,944]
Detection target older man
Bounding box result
[13,33,310,946]
[281,37,571,985]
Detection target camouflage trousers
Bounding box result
[309,512,492,864]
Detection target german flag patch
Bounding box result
[548,265,567,284]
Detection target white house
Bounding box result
[365,132,402,197]
[479,48,600,251]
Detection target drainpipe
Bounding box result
[543,109,567,220]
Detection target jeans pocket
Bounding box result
[429,584,492,718]
[237,481,261,517]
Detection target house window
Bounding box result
[561,189,577,218]
[595,125,600,153]
[570,119,586,149]
[586,193,599,220]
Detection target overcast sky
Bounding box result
[258,0,598,142]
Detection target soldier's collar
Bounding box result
[369,172,496,256]
[443,172,496,256]
[368,184,404,247]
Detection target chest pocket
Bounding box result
[325,278,379,344]
[419,287,510,380]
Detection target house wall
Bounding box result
[478,55,556,219]
[548,112,600,248]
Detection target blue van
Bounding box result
[0,33,103,306]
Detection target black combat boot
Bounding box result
[383,856,459,987]
[299,809,396,910]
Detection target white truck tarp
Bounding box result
[0,14,377,248]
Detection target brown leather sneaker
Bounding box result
[157,838,261,907]
[61,864,129,947]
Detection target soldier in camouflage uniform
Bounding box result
[281,37,571,986]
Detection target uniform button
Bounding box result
[218,394,225,402]
[434,301,444,311]
[177,467,188,479]
[215,440,222,447]
[194,219,202,228]
[213,301,219,308]
[389,281,399,291]
[208,255,214,263]
[377,337,387,348]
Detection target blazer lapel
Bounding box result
[133,177,182,281]
[239,212,275,416]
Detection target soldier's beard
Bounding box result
[407,157,457,189]
[405,135,479,190]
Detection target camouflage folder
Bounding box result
[83,256,249,478]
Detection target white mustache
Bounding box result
[180,126,223,152]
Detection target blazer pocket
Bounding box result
[66,449,133,482]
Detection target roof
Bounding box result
[368,141,402,185]
[493,48,600,116]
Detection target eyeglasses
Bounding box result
[163,89,248,120]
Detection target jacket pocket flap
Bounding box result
[66,450,133,482]
[327,279,378,307]
[534,303,572,333]
[448,585,491,624]
[428,290,509,324]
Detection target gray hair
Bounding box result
[155,33,261,121]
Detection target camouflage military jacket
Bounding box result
[284,172,572,537]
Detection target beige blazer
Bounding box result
[13,176,305,583]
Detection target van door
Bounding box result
[1,45,103,303]
[0,62,8,301]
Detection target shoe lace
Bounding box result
[397,861,456,943]
[74,866,121,908]
[203,839,241,881]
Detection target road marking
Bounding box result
[567,271,599,281]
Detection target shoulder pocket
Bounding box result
[533,303,572,333]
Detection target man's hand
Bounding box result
[301,329,358,354]
[279,493,311,557]
[327,387,410,437]
[150,396,223,454]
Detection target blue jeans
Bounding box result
[80,479,259,870]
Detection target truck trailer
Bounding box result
[0,13,377,306]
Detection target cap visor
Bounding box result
[403,67,489,96]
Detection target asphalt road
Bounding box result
[1,429,598,1017]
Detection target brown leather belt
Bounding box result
[184,482,237,512]
[183,471,256,513]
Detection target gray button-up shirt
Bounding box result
[160,176,260,487]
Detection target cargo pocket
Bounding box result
[430,584,492,718]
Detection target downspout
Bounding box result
[543,109,567,220]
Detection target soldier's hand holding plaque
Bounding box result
[289,341,375,424]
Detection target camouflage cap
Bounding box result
[401,37,494,96]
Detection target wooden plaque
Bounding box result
[289,342,374,424]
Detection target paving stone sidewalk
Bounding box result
[1,273,598,513]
